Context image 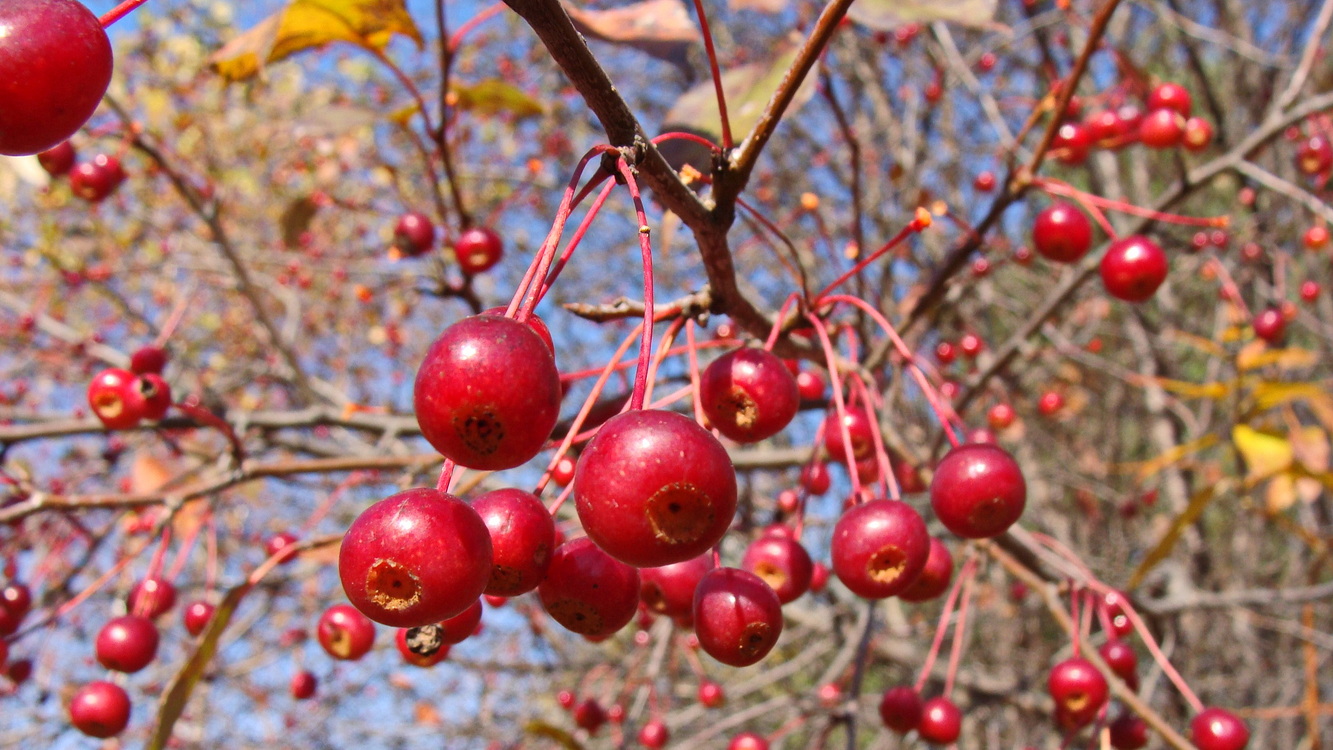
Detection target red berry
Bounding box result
[1053,122,1091,165]
[693,567,783,667]
[987,403,1016,430]
[37,140,76,176]
[830,499,930,598]
[1109,711,1149,749]
[1252,306,1286,344]
[480,306,556,355]
[557,689,576,710]
[727,732,769,750]
[1100,235,1168,302]
[393,212,436,256]
[182,600,215,637]
[1300,280,1321,302]
[339,488,493,627]
[917,697,962,743]
[69,681,131,739]
[959,333,984,359]
[898,537,954,602]
[1147,82,1192,116]
[395,625,451,667]
[800,461,832,495]
[1190,707,1249,750]
[741,534,813,604]
[575,409,737,568]
[290,670,317,700]
[640,553,714,619]
[128,576,177,618]
[1098,639,1139,689]
[795,369,826,400]
[551,455,577,487]
[95,615,160,673]
[264,532,300,564]
[414,315,561,470]
[455,226,504,274]
[472,488,555,597]
[1048,657,1109,727]
[1085,109,1124,144]
[574,698,607,734]
[879,685,923,733]
[1305,225,1330,249]
[1,582,32,619]
[638,719,669,748]
[822,409,876,463]
[316,603,376,660]
[70,154,127,202]
[129,345,168,375]
[700,348,800,443]
[698,679,725,708]
[0,0,113,156]
[809,561,829,592]
[1032,202,1093,263]
[935,341,956,365]
[1037,390,1065,416]
[538,538,640,638]
[88,368,143,430]
[438,598,483,644]
[1139,109,1186,148]
[930,443,1026,538]
[973,171,996,191]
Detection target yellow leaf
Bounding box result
[1139,376,1231,400]
[1265,474,1297,513]
[450,80,545,119]
[1232,425,1292,480]
[525,720,585,750]
[1112,434,1219,481]
[1128,482,1227,589]
[1236,345,1319,371]
[847,0,996,29]
[210,0,422,82]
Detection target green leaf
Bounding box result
[450,80,546,120]
[663,38,817,144]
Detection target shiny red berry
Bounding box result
[128,576,177,618]
[930,443,1026,538]
[693,567,783,667]
[700,347,800,443]
[741,534,813,604]
[1139,109,1186,148]
[917,696,962,744]
[1190,707,1249,750]
[37,140,76,176]
[95,615,159,673]
[316,603,376,660]
[898,537,953,602]
[290,670,317,700]
[69,681,131,738]
[830,499,930,598]
[88,368,142,430]
[182,600,215,637]
[1147,82,1192,116]
[1100,235,1168,302]
[1252,306,1286,344]
[454,226,504,274]
[538,538,640,638]
[640,553,714,619]
[70,154,126,202]
[1032,202,1093,263]
[1048,657,1109,727]
[472,488,554,597]
[393,211,436,256]
[878,685,923,733]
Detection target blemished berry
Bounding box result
[640,553,714,619]
[898,537,953,602]
[414,314,561,470]
[182,600,215,636]
[88,368,142,430]
[1190,707,1249,750]
[69,680,131,738]
[1048,657,1109,727]
[692,567,783,667]
[1100,235,1168,302]
[316,603,376,660]
[454,225,504,274]
[830,499,930,598]
[472,488,554,597]
[538,538,640,638]
[1183,117,1214,151]
[0,0,113,156]
[438,598,483,644]
[1032,202,1093,263]
[879,685,923,733]
[1297,135,1333,175]
[917,696,962,743]
[393,211,436,256]
[128,373,171,422]
[95,615,160,673]
[699,347,800,443]
[339,488,493,627]
[822,409,876,464]
[290,670,317,700]
[37,140,76,176]
[741,534,813,604]
[395,625,451,667]
[930,443,1026,538]
[575,409,737,568]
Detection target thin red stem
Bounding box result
[690,0,733,149]
[100,0,149,27]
